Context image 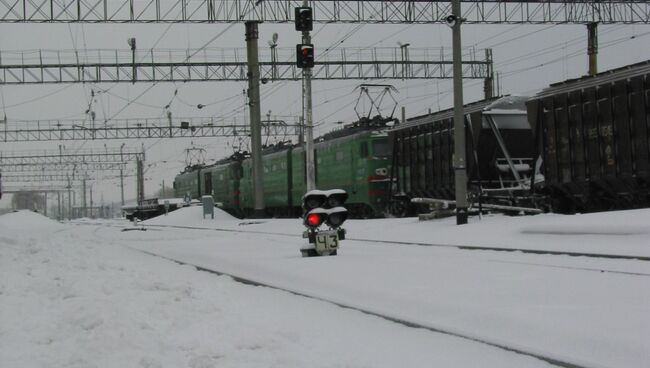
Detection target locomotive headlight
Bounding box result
[375,168,388,176]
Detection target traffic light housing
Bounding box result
[302,189,348,230]
[302,189,348,256]
[294,7,313,31]
[296,44,314,69]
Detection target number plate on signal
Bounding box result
[314,230,339,252]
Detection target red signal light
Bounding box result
[306,213,323,227]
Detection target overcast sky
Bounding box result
[1,18,650,208]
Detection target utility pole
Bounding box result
[67,176,72,220]
[57,192,61,220]
[82,177,87,217]
[245,21,265,217]
[451,0,468,225]
[484,48,494,99]
[587,22,598,75]
[301,1,316,191]
[128,37,136,84]
[120,143,125,206]
[120,168,124,206]
[136,159,144,205]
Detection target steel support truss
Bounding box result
[0,171,126,182]
[0,47,490,84]
[0,117,304,141]
[0,147,143,166]
[0,162,126,172]
[1,184,82,193]
[0,1,647,24]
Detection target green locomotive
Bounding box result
[173,116,395,218]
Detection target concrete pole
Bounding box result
[245,21,265,217]
[120,168,125,206]
[587,22,598,76]
[43,192,47,216]
[89,185,93,218]
[303,0,316,191]
[67,178,72,220]
[57,192,61,220]
[452,0,468,225]
[82,178,87,217]
[136,159,144,205]
[484,48,494,99]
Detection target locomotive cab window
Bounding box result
[372,139,390,158]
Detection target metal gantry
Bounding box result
[0,0,647,24]
[0,162,126,172]
[0,184,81,193]
[0,171,127,182]
[0,117,304,142]
[0,147,144,166]
[0,47,491,84]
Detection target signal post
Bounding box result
[296,5,316,192]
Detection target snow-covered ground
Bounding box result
[1,208,649,368]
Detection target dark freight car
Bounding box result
[389,96,536,213]
[527,60,650,213]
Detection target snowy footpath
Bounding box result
[1,209,649,368]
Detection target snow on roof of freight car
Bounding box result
[531,59,650,100]
[395,96,526,131]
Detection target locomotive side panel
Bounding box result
[261,149,292,216]
[208,162,242,216]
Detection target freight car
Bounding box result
[527,60,650,213]
[174,116,395,218]
[388,96,537,215]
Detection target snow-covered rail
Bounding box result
[138,223,650,262]
[131,246,593,368]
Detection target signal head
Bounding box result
[303,190,327,211]
[296,44,315,69]
[325,207,348,228]
[304,208,326,228]
[323,189,348,208]
[294,7,313,31]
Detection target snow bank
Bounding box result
[142,205,239,226]
[0,216,553,368]
[0,210,63,234]
[518,208,650,235]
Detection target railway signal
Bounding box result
[296,44,314,69]
[294,7,313,31]
[301,189,348,257]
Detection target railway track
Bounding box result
[77,221,648,367]
[138,223,650,262]
[130,246,592,368]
